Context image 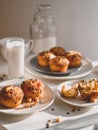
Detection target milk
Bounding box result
[32,37,56,54]
[7,40,24,79]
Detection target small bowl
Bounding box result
[0,37,33,61]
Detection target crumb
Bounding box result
[39,100,42,104]
[72,106,77,112]
[56,116,61,123]
[46,120,52,128]
[2,74,7,77]
[46,123,49,128]
[26,97,32,103]
[48,120,52,125]
[45,116,61,128]
[0,77,3,81]
[23,103,31,108]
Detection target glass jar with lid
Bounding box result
[30,4,57,54]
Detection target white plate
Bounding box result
[0,79,55,115]
[25,53,93,80]
[30,56,81,76]
[57,80,98,107]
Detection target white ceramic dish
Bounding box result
[57,80,98,107]
[25,53,93,80]
[0,79,55,115]
[30,56,81,76]
[0,37,33,61]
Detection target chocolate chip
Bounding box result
[77,108,81,111]
[46,123,49,128]
[2,74,6,77]
[51,108,55,111]
[72,106,77,112]
[0,77,3,81]
[66,112,70,114]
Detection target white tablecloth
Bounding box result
[0,53,98,130]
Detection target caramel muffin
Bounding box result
[61,84,78,98]
[49,46,66,56]
[0,85,24,108]
[37,51,56,67]
[65,50,82,67]
[78,79,98,102]
[49,56,69,72]
[21,79,44,101]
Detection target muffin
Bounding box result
[49,46,66,56]
[37,51,56,67]
[61,84,78,98]
[0,85,24,108]
[49,56,69,72]
[65,50,82,67]
[78,79,98,102]
[21,79,45,101]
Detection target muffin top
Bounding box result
[49,47,66,56]
[49,56,69,66]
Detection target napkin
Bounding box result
[40,113,98,130]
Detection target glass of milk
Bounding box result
[7,38,24,79]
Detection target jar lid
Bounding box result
[38,4,51,11]
[33,4,53,21]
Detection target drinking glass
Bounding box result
[7,38,24,79]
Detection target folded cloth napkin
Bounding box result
[40,113,98,130]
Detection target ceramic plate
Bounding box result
[25,53,93,80]
[0,79,55,115]
[57,80,98,107]
[30,56,81,76]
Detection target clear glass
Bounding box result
[7,38,24,79]
[30,4,57,54]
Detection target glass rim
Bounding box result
[7,38,24,44]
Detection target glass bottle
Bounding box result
[30,4,57,54]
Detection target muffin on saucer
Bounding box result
[37,51,56,67]
[21,79,45,102]
[49,46,66,56]
[0,85,24,108]
[49,56,69,72]
[65,50,82,67]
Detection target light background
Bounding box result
[0,0,98,60]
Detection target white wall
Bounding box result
[0,0,98,60]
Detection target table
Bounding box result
[0,52,98,130]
